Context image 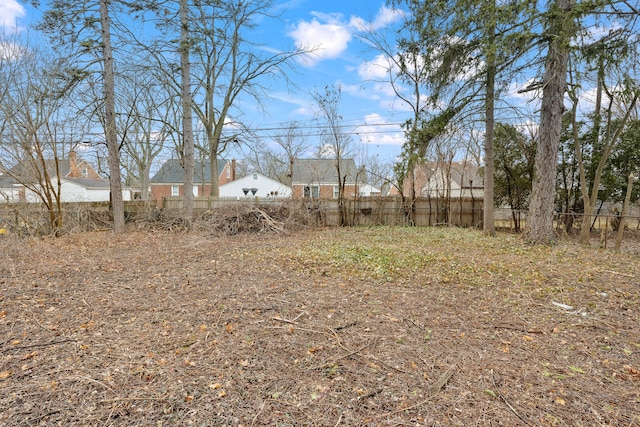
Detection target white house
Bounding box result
[23,178,132,203]
[0,173,19,202]
[359,184,382,197]
[219,173,292,199]
[0,152,132,203]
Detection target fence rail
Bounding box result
[1,198,639,236]
[160,196,484,227]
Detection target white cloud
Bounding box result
[339,82,373,98]
[576,86,599,114]
[514,120,539,138]
[338,78,398,106]
[355,113,405,146]
[505,78,543,108]
[0,40,25,60]
[269,91,316,118]
[288,12,352,67]
[357,53,396,80]
[288,5,405,67]
[0,0,26,32]
[349,5,405,32]
[292,106,315,117]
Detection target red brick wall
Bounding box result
[291,184,359,199]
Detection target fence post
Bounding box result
[615,173,634,252]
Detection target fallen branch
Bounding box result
[428,366,455,397]
[310,341,373,371]
[1,338,77,354]
[271,316,298,325]
[491,371,532,426]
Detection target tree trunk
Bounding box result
[615,173,634,252]
[100,0,125,233]
[141,162,151,201]
[180,0,194,221]
[577,58,604,244]
[526,0,574,244]
[209,149,220,197]
[483,0,496,236]
[208,125,224,197]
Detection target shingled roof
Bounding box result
[1,151,98,183]
[150,159,228,184]
[291,159,361,185]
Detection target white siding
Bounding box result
[219,173,292,199]
[23,180,132,203]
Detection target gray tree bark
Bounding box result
[526,0,574,244]
[483,2,496,236]
[99,0,125,233]
[180,0,194,221]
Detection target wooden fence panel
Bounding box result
[159,196,484,227]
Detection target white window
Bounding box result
[303,185,319,199]
[171,185,179,197]
[226,167,231,179]
[333,185,339,199]
[193,186,198,197]
[82,168,88,177]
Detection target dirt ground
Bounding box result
[1,226,639,426]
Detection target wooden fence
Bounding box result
[3,197,637,234]
[161,196,484,228]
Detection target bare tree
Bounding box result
[0,39,83,233]
[568,32,639,244]
[37,0,129,232]
[117,64,174,200]
[313,85,354,226]
[358,20,437,223]
[272,122,310,187]
[188,0,306,196]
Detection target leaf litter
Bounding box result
[0,227,639,426]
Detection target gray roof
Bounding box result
[0,172,18,187]
[0,172,111,190]
[64,177,111,189]
[291,158,361,185]
[0,156,95,182]
[151,159,228,184]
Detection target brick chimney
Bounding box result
[68,150,80,177]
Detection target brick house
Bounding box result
[0,151,131,203]
[291,158,362,199]
[389,160,483,199]
[149,158,237,204]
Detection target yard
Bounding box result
[1,227,639,426]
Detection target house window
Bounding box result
[193,186,198,197]
[303,185,319,199]
[253,173,258,180]
[333,185,339,199]
[226,167,231,179]
[171,185,179,197]
[82,168,88,177]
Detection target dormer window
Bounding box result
[253,173,257,180]
[82,168,88,177]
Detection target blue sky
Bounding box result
[2,0,630,170]
[232,0,411,164]
[1,0,411,165]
